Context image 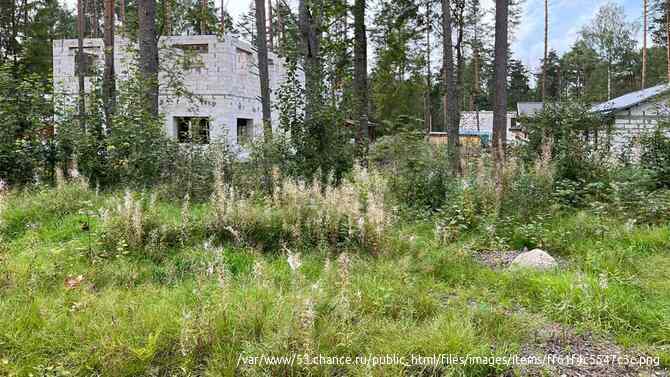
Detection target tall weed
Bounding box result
[210,166,392,253]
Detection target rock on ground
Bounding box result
[510,249,558,270]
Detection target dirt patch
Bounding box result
[472,249,568,270]
[514,322,668,377]
[472,249,523,269]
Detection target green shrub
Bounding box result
[640,122,670,188]
[0,64,54,185]
[522,102,608,180]
[433,157,556,249]
[369,131,452,211]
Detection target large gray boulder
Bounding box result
[510,248,558,270]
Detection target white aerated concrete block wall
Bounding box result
[610,98,670,158]
[53,35,295,153]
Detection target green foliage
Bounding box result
[0,0,75,78]
[2,178,670,375]
[508,58,535,109]
[121,0,234,40]
[275,60,354,183]
[640,122,670,188]
[432,158,556,250]
[369,0,427,133]
[56,72,176,188]
[53,59,233,201]
[522,101,607,183]
[0,182,99,239]
[0,64,54,185]
[369,130,452,211]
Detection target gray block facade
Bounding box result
[610,97,670,158]
[53,34,294,153]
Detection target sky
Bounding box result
[512,0,644,73]
[63,0,645,75]
[227,0,645,74]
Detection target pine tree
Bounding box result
[103,0,116,129]
[442,0,460,175]
[492,0,508,189]
[541,0,548,101]
[138,0,159,116]
[77,0,86,130]
[354,0,369,149]
[643,0,648,89]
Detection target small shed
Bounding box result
[428,111,519,146]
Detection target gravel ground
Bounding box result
[471,249,524,269]
[514,322,669,377]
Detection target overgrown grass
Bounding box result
[0,180,669,376]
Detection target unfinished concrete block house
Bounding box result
[53,34,291,152]
[514,84,670,159]
[591,83,670,154]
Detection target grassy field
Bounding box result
[0,182,669,376]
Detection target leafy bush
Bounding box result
[0,64,54,185]
[433,157,557,250]
[55,70,180,189]
[640,122,670,188]
[369,131,452,211]
[521,101,609,184]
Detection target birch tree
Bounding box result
[581,3,638,100]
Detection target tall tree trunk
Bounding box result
[6,0,16,64]
[103,0,115,130]
[298,0,326,177]
[164,0,172,35]
[493,0,508,188]
[667,0,670,83]
[607,62,612,100]
[425,0,432,135]
[473,15,480,131]
[91,0,101,37]
[220,0,226,34]
[298,0,322,123]
[354,0,369,149]
[255,0,273,192]
[255,0,272,141]
[138,0,159,116]
[642,0,647,89]
[442,0,460,175]
[267,0,273,50]
[77,0,86,131]
[455,2,464,120]
[541,0,547,101]
[277,0,284,47]
[557,62,562,99]
[119,0,125,26]
[200,0,207,34]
